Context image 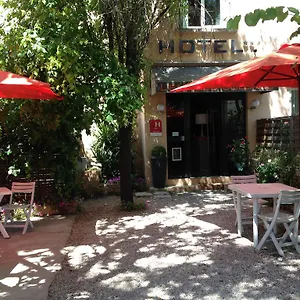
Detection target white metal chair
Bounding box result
[2,182,36,234]
[231,175,268,232]
[256,190,300,257]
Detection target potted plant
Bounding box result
[151,145,167,188]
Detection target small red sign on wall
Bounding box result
[149,119,162,136]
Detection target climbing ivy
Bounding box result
[227,6,300,39]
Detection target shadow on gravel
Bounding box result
[48,191,300,300]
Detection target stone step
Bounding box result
[135,192,153,197]
[153,191,172,200]
[136,183,229,197]
[165,183,228,193]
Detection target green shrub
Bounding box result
[10,208,27,220]
[151,145,166,158]
[92,123,144,185]
[250,146,299,185]
[92,124,120,183]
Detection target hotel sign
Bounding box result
[149,119,162,136]
[159,39,255,54]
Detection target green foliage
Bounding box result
[255,157,281,183]
[9,209,27,221]
[0,0,183,205]
[0,100,84,201]
[0,0,106,201]
[251,147,300,185]
[0,0,149,203]
[227,6,300,39]
[226,15,241,30]
[244,10,263,27]
[151,145,167,158]
[91,123,146,188]
[91,123,120,183]
[228,137,250,172]
[99,67,145,127]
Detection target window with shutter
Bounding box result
[182,0,230,29]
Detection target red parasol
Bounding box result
[171,43,300,104]
[0,70,63,100]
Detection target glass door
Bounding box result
[166,94,187,178]
[221,96,246,174]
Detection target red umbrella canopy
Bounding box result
[0,70,63,100]
[171,43,300,93]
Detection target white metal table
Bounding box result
[0,187,12,238]
[228,183,298,248]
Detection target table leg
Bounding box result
[0,222,9,239]
[273,197,277,234]
[253,198,259,248]
[294,204,298,239]
[236,193,243,236]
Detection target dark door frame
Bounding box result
[166,91,246,178]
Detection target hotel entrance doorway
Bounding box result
[166,92,246,179]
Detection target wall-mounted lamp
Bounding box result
[250,99,260,110]
[157,104,165,112]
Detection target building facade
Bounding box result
[139,0,300,187]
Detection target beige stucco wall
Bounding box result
[143,92,167,185]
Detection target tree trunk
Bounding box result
[119,125,133,206]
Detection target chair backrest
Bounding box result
[231,175,257,184]
[10,182,36,205]
[274,190,300,221]
[278,190,300,205]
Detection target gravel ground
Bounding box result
[47,191,300,300]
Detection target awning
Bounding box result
[151,66,224,94]
[151,66,275,94]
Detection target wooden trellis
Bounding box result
[256,116,300,152]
